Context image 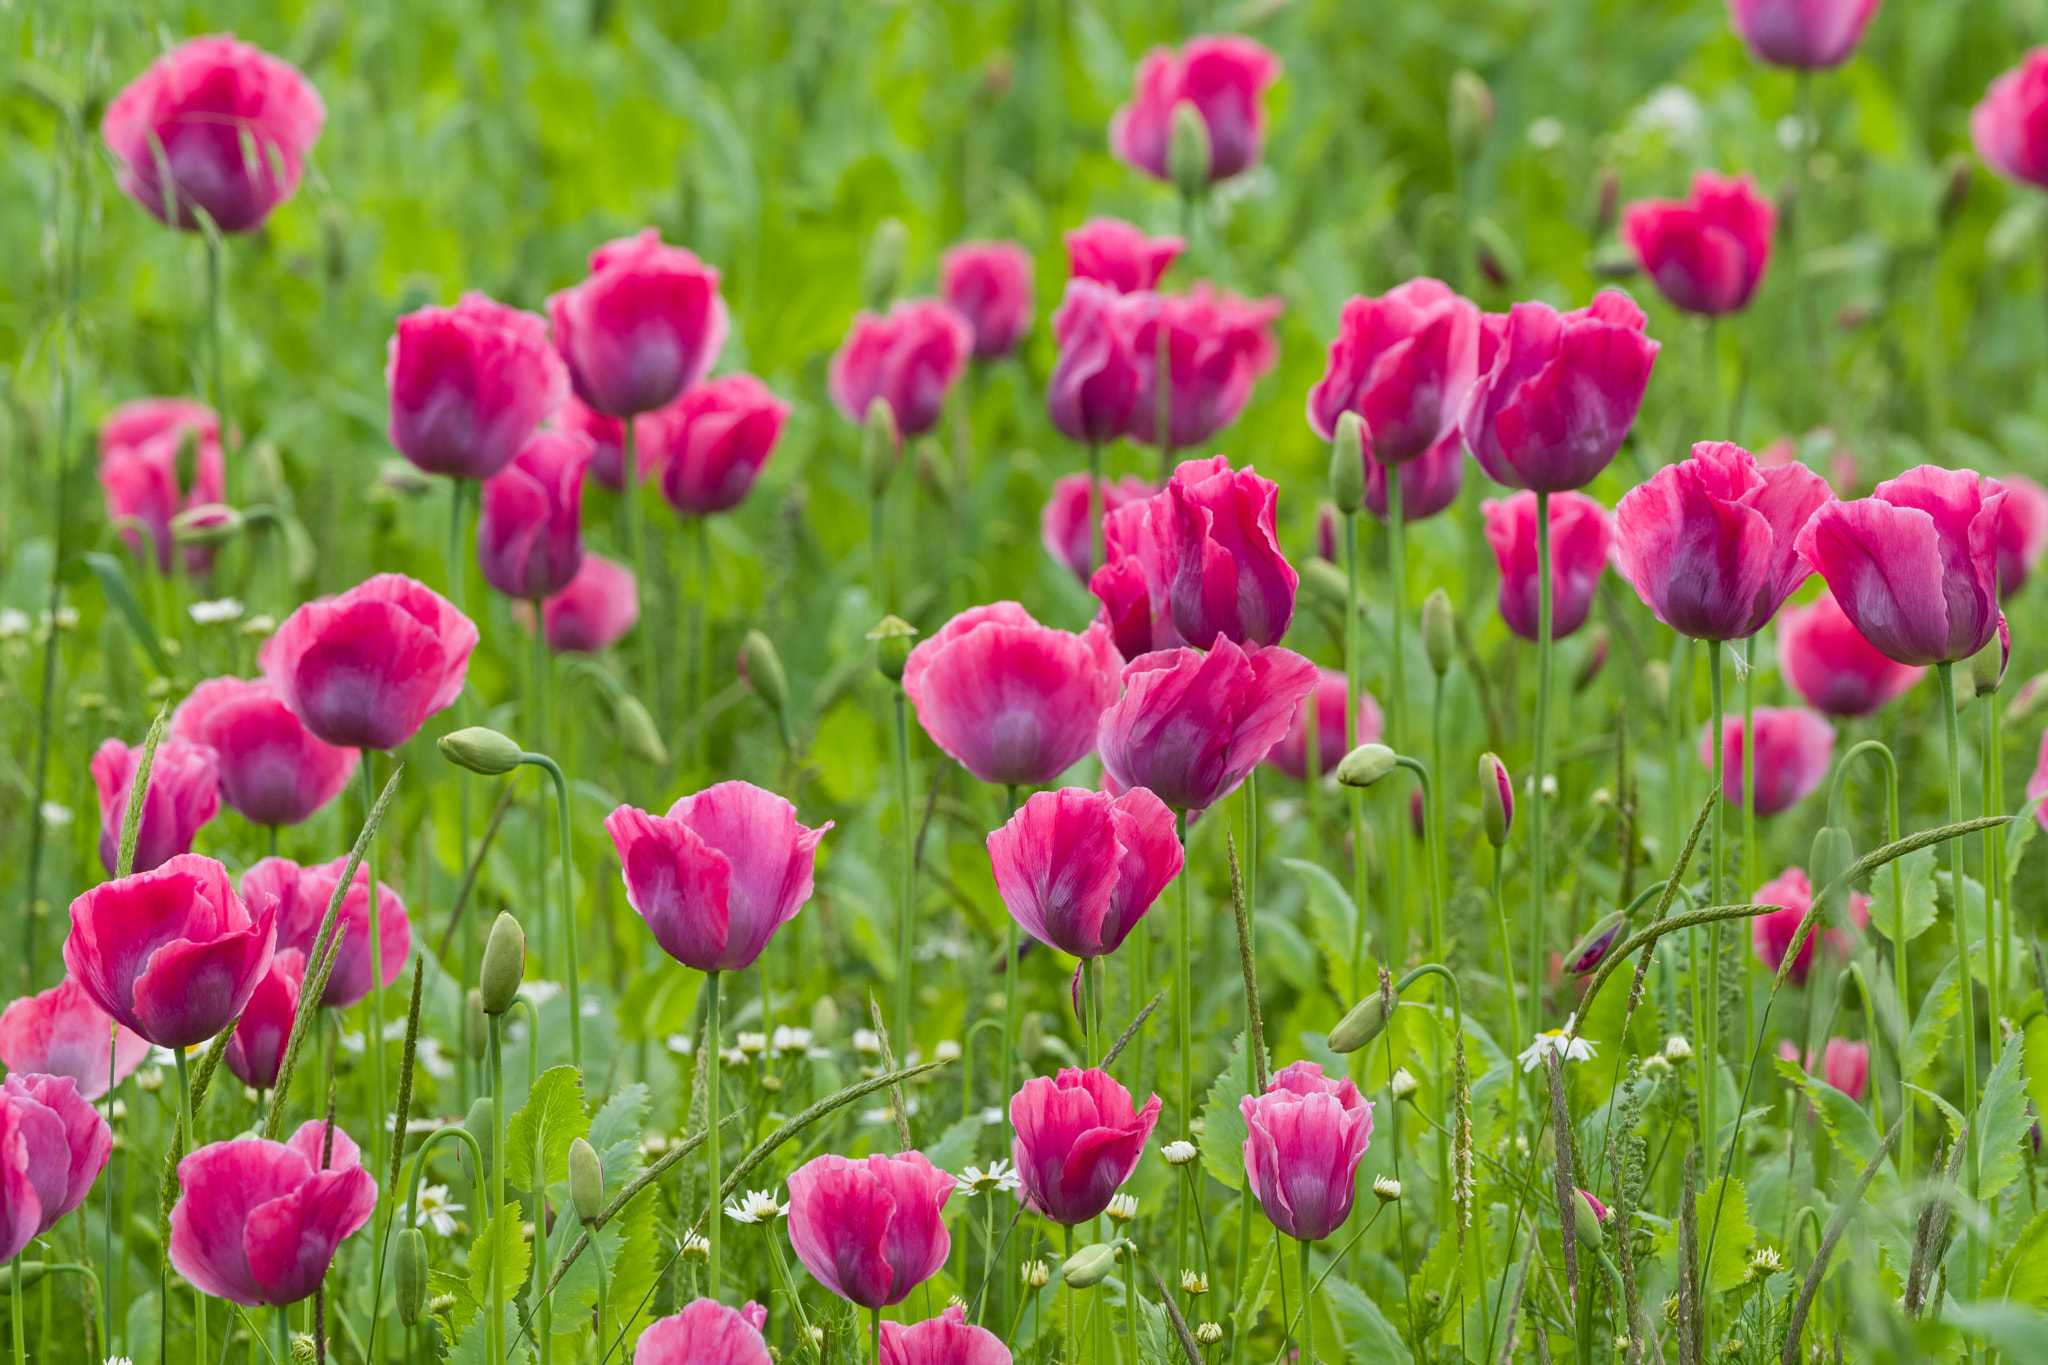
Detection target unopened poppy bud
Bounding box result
[810,995,840,1042]
[464,988,488,1062]
[862,217,907,310]
[611,693,669,767]
[1573,626,1610,693]
[1939,151,1973,231]
[1329,967,1399,1054]
[1329,414,1365,515]
[568,1137,604,1224]
[1573,1188,1608,1251]
[1971,616,2010,697]
[1592,167,1621,241]
[479,912,526,1015]
[1448,70,1495,163]
[394,1226,427,1326]
[1479,752,1513,848]
[2006,669,2048,726]
[1062,1241,1118,1288]
[868,615,917,684]
[1168,101,1213,199]
[1421,589,1456,678]
[1335,743,1398,788]
[861,397,900,497]
[1643,660,1671,712]
[439,726,524,776]
[739,630,790,716]
[462,1098,494,1180]
[1299,558,1349,616]
[171,503,245,546]
[1564,910,1627,977]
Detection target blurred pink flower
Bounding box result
[642,373,790,516]
[97,398,226,575]
[1994,473,2048,598]
[829,299,973,438]
[1047,279,1144,445]
[91,735,220,875]
[251,856,410,1011]
[941,241,1035,359]
[1110,36,1282,183]
[476,430,594,601]
[527,552,638,655]
[549,229,728,418]
[1266,668,1384,783]
[1125,286,1283,449]
[1776,590,1925,717]
[223,948,303,1091]
[1727,0,1881,69]
[1975,49,2048,189]
[1041,471,1155,582]
[1064,218,1184,293]
[0,978,149,1101]
[1621,172,1777,316]
[1480,491,1612,642]
[1701,708,1836,816]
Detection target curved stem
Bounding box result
[521,754,581,1067]
[1830,737,1907,1165]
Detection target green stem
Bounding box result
[692,516,711,770]
[1982,694,2003,1065]
[871,492,888,613]
[489,1014,506,1365]
[1343,510,1368,991]
[998,782,1020,1327]
[1705,647,1725,1166]
[1176,808,1192,1287]
[11,1257,22,1365]
[893,692,916,1068]
[1937,663,1979,1306]
[707,969,724,1302]
[1493,857,1520,1135]
[622,422,660,719]
[525,754,582,1067]
[1741,637,1756,1065]
[176,1046,208,1364]
[360,757,389,1188]
[1299,1237,1314,1365]
[1387,464,1409,967]
[532,598,552,963]
[1530,491,1554,1023]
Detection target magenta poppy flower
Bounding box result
[1700,708,1836,816]
[223,948,303,1092]
[554,393,660,492]
[253,857,411,1012]
[1364,424,1466,525]
[785,1152,954,1309]
[0,1074,112,1262]
[476,429,594,602]
[987,787,1183,961]
[1041,471,1156,582]
[941,241,1036,359]
[1064,218,1184,294]
[1126,286,1283,449]
[529,552,638,655]
[1306,278,1480,466]
[1727,0,1880,70]
[91,735,220,876]
[1011,1067,1162,1226]
[385,293,568,482]
[1461,291,1660,494]
[1819,1038,1870,1100]
[902,603,1123,788]
[1621,172,1778,317]
[0,978,150,1102]
[1097,638,1319,813]
[1775,590,1925,718]
[1240,1061,1374,1243]
[1793,465,2006,666]
[636,1299,771,1365]
[549,229,729,419]
[642,373,790,516]
[1266,669,1385,783]
[1047,279,1145,446]
[1752,866,1869,984]
[98,399,227,576]
[604,783,830,975]
[1994,473,2048,598]
[64,854,276,1050]
[1480,491,1613,643]
[1975,50,2048,190]
[880,1306,1011,1365]
[260,573,478,751]
[1613,441,1832,641]
[828,299,974,439]
[1090,456,1298,655]
[171,676,360,828]
[1481,752,1515,841]
[168,1121,377,1307]
[1110,36,1282,184]
[101,34,324,233]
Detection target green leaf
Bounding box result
[1902,956,1961,1083]
[1983,1205,2048,1307]
[74,552,172,675]
[1200,1032,1255,1192]
[603,1185,662,1353]
[920,1114,982,1176]
[1774,1057,1900,1205]
[1283,856,1359,991]
[1656,1177,1755,1293]
[1326,1275,1413,1365]
[1135,1294,1175,1364]
[589,1082,651,1191]
[506,1065,588,1192]
[466,1200,530,1330]
[1230,1230,1277,1340]
[1867,846,1937,943]
[1977,1033,2030,1204]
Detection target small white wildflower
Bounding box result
[1374,1175,1403,1202]
[521,980,563,1007]
[106,1357,137,1365]
[771,1026,814,1056]
[188,598,244,625]
[338,1030,366,1055]
[241,614,276,637]
[135,1066,164,1093]
[1776,114,1807,153]
[1663,1034,1694,1062]
[408,1184,465,1237]
[1390,1067,1420,1101]
[978,1106,1003,1126]
[640,1132,673,1159]
[0,609,29,639]
[665,1033,695,1056]
[1747,1246,1785,1278]
[723,1189,786,1224]
[956,1159,1021,1196]
[736,1031,768,1056]
[416,1036,456,1082]
[1021,1259,1051,1288]
[1161,1140,1198,1167]
[1195,1322,1224,1346]
[1181,1270,1209,1295]
[680,1232,710,1262]
[1527,116,1565,150]
[719,1046,749,1067]
[1106,1193,1137,1224]
[1518,1014,1598,1073]
[932,1039,962,1063]
[861,1098,920,1125]
[852,1028,882,1056]
[39,802,72,828]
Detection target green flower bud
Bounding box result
[1062,1241,1119,1288]
[1420,589,1455,678]
[462,1097,495,1180]
[438,727,525,776]
[1573,625,1610,694]
[1299,558,1349,616]
[463,988,488,1063]
[1478,752,1513,848]
[611,693,670,767]
[861,217,908,310]
[1572,1188,1607,1252]
[1168,101,1212,199]
[1328,414,1365,515]
[861,397,900,498]
[1448,70,1495,163]
[174,428,201,499]
[568,1136,604,1225]
[170,503,245,546]
[1971,619,2010,697]
[1328,967,1399,1054]
[1335,743,1399,789]
[394,1226,428,1327]
[1563,910,1628,977]
[810,995,841,1042]
[479,912,526,1016]
[739,630,790,716]
[868,615,918,684]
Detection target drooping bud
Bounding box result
[394,1226,428,1326]
[1328,413,1365,515]
[610,693,669,767]
[1478,752,1513,848]
[739,630,790,717]
[1563,910,1627,977]
[1971,615,2010,697]
[1329,965,1399,1054]
[1448,70,1495,163]
[1421,588,1455,678]
[463,989,489,1062]
[1168,101,1213,199]
[867,615,918,684]
[1573,1188,1608,1252]
[568,1137,604,1224]
[479,912,526,1015]
[1062,1242,1119,1288]
[862,397,900,498]
[170,503,245,546]
[861,217,907,310]
[1335,743,1399,789]
[439,727,525,776]
[1573,625,1610,694]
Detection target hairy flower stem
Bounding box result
[999,782,1020,1324]
[1936,662,1980,1305]
[1176,806,1193,1291]
[1341,509,1369,992]
[1530,491,1554,1022]
[1704,648,1725,1171]
[1981,693,2003,1066]
[1741,636,1756,1063]
[706,968,724,1302]
[621,424,660,716]
[1830,740,1904,1162]
[1388,464,1410,962]
[1492,858,1520,1135]
[893,692,917,1067]
[692,515,711,770]
[489,1013,506,1365]
[1299,1237,1315,1365]
[525,753,582,1065]
[175,1047,208,1363]
[360,757,390,1186]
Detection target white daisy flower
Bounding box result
[407,1184,465,1237]
[955,1159,1021,1196]
[1161,1140,1199,1167]
[189,598,244,624]
[723,1189,787,1224]
[1518,1014,1598,1072]
[1106,1193,1137,1223]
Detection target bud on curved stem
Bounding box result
[463,988,488,1063]
[740,629,790,716]
[479,912,526,1016]
[439,727,525,776]
[568,1136,604,1225]
[1168,101,1212,200]
[394,1226,427,1327]
[1420,588,1455,678]
[1478,752,1513,848]
[1329,413,1365,515]
[1062,1242,1119,1288]
[1335,743,1398,788]
[1448,70,1495,164]
[861,398,900,499]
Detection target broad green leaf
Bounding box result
[1867,846,1936,943]
[1983,1205,2048,1307]
[1135,1295,1174,1364]
[920,1114,982,1175]
[1657,1177,1755,1293]
[74,552,172,674]
[1774,1056,1900,1205]
[1230,1231,1277,1339]
[1902,956,1961,1083]
[2024,1016,2048,1132]
[1284,856,1359,990]
[603,1185,662,1352]
[589,1081,651,1190]
[1977,1034,2030,1204]
[506,1065,588,1192]
[1200,1032,1256,1192]
[466,1200,530,1330]
[1326,1275,1413,1365]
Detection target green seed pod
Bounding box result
[1334,743,1399,789]
[479,912,526,1016]
[438,726,524,777]
[868,615,918,685]
[740,630,790,717]
[861,397,900,498]
[568,1136,604,1225]
[612,693,669,767]
[462,1097,495,1180]
[861,217,908,310]
[1420,589,1456,678]
[1328,414,1365,515]
[394,1226,428,1327]
[1062,1242,1119,1289]
[1168,101,1212,200]
[464,988,488,1063]
[1447,70,1495,163]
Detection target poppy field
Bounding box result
[6,0,2048,1362]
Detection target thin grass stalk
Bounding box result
[1387,464,1409,968]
